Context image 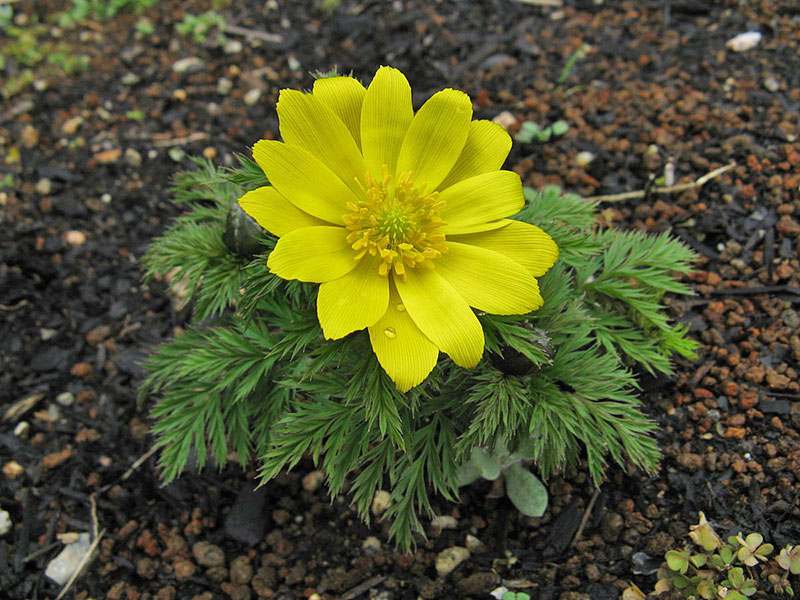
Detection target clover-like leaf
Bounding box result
[740,578,757,597]
[666,549,690,574]
[777,545,800,575]
[690,554,707,568]
[689,512,722,552]
[696,579,717,600]
[736,532,771,567]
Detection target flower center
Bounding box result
[343,165,447,280]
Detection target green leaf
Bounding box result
[666,550,690,574]
[503,462,547,517]
[470,447,501,480]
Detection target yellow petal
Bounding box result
[438,120,512,190]
[436,242,543,314]
[395,88,472,190]
[267,226,357,283]
[439,171,525,234]
[277,89,365,196]
[317,256,389,340]
[368,279,439,392]
[361,66,413,180]
[395,268,484,368]
[312,76,367,150]
[238,186,327,237]
[449,220,559,277]
[253,139,357,224]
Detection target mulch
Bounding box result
[1,0,799,599]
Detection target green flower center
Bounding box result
[343,166,448,279]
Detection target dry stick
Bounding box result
[584,162,737,203]
[341,575,388,600]
[223,24,283,44]
[569,488,601,548]
[152,132,209,148]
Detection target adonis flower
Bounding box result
[239,66,558,391]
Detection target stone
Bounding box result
[56,392,75,406]
[371,490,392,516]
[192,541,225,567]
[224,484,268,545]
[61,115,84,135]
[430,515,458,531]
[302,470,324,492]
[492,110,517,131]
[0,509,11,536]
[3,461,24,479]
[244,88,262,105]
[435,546,470,576]
[45,533,91,585]
[21,124,39,148]
[172,57,205,74]
[124,148,142,167]
[121,72,140,85]
[361,536,381,556]
[217,77,233,95]
[224,40,243,54]
[726,31,761,52]
[63,230,87,247]
[35,178,52,195]
[230,556,253,584]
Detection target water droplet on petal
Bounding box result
[383,327,396,339]
[396,303,405,312]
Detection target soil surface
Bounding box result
[2,1,800,599]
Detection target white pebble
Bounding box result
[0,510,11,536]
[63,230,87,247]
[435,546,470,576]
[14,421,29,437]
[244,88,262,106]
[431,515,458,531]
[574,151,596,167]
[492,110,517,132]
[56,392,75,406]
[45,533,92,585]
[301,470,324,492]
[371,490,392,516]
[726,31,761,52]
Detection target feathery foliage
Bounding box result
[140,160,698,550]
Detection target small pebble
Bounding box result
[172,56,205,74]
[224,39,243,54]
[14,421,29,437]
[21,125,39,148]
[465,534,483,550]
[121,72,140,85]
[492,110,517,131]
[301,470,324,492]
[63,230,87,247]
[35,178,52,195]
[575,151,596,167]
[371,490,392,516]
[203,146,217,160]
[56,392,75,406]
[287,56,301,71]
[125,148,143,167]
[362,536,381,556]
[3,462,24,479]
[101,193,112,204]
[431,515,458,531]
[0,510,11,536]
[435,546,470,576]
[726,31,761,52]
[61,115,84,135]
[243,89,262,106]
[764,76,780,92]
[217,77,233,95]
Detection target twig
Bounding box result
[223,24,283,44]
[711,285,800,298]
[341,575,388,600]
[569,488,601,548]
[152,132,209,148]
[585,162,736,202]
[0,300,29,311]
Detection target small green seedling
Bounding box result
[175,11,226,44]
[456,442,547,518]
[627,512,799,599]
[514,120,569,144]
[502,593,531,600]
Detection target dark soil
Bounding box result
[2,1,799,599]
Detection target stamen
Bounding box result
[343,165,448,277]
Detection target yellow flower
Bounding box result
[239,66,558,391]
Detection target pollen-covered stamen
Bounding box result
[343,165,448,280]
